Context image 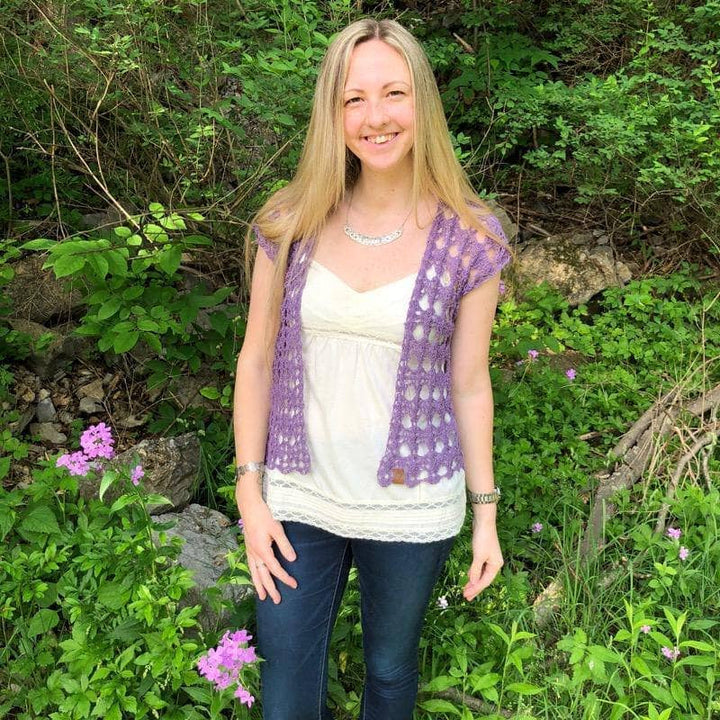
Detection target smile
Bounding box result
[364,133,398,145]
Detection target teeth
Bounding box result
[367,134,394,144]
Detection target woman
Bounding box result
[233,18,510,720]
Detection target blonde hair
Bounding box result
[246,18,497,316]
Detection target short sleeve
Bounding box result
[461,213,512,296]
[253,224,279,262]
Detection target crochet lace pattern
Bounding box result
[255,204,511,488]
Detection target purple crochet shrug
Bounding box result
[255,204,511,488]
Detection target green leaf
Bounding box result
[109,494,136,514]
[417,699,462,714]
[0,456,11,481]
[422,675,459,692]
[114,226,132,238]
[105,249,128,276]
[638,680,677,708]
[22,238,56,251]
[113,330,140,354]
[182,685,212,704]
[97,297,123,320]
[630,655,653,677]
[157,246,182,275]
[148,202,165,213]
[28,609,60,637]
[97,582,126,610]
[589,645,622,663]
[51,253,87,278]
[98,470,118,502]
[670,679,687,708]
[506,682,543,695]
[20,504,60,535]
[199,386,220,400]
[137,318,160,332]
[0,503,15,540]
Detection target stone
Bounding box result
[78,396,103,415]
[483,198,518,242]
[81,433,201,512]
[29,422,67,445]
[77,379,105,402]
[5,255,83,324]
[151,503,252,631]
[171,370,222,411]
[513,233,632,306]
[8,319,85,378]
[35,397,57,422]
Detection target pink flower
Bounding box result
[565,368,576,381]
[237,518,245,532]
[679,546,689,561]
[197,629,257,704]
[531,522,543,533]
[661,646,680,661]
[56,451,90,477]
[498,281,506,295]
[80,423,115,460]
[640,625,651,634]
[130,465,144,486]
[527,349,539,360]
[666,527,682,540]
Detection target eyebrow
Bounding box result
[343,81,411,94]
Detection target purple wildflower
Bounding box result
[679,546,689,561]
[498,281,506,295]
[666,527,682,540]
[197,629,257,707]
[531,522,543,533]
[640,625,651,634]
[527,349,539,360]
[130,465,144,486]
[565,368,577,381]
[437,596,449,610]
[80,423,115,460]
[661,646,680,661]
[56,451,90,477]
[237,518,245,532]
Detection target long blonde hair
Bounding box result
[246,18,496,315]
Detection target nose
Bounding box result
[366,98,389,127]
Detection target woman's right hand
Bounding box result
[239,496,298,604]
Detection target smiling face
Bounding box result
[342,39,415,179]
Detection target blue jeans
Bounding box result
[256,522,455,720]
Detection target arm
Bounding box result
[234,247,297,603]
[450,272,503,601]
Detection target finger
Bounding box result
[256,561,282,605]
[248,558,267,601]
[263,554,298,590]
[272,525,297,563]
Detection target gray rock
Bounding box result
[78,396,103,415]
[77,379,104,402]
[8,319,86,378]
[29,422,67,445]
[483,198,518,242]
[151,503,252,631]
[36,397,57,422]
[514,233,632,306]
[117,433,200,512]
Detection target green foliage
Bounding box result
[22,204,243,388]
[0,438,258,719]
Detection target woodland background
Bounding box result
[1,1,719,719]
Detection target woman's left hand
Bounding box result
[463,512,503,601]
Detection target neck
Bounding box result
[350,169,414,214]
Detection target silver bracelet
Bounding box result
[467,487,501,504]
[235,461,265,481]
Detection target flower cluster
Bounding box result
[56,423,143,489]
[197,630,257,707]
[437,595,449,610]
[661,645,680,661]
[517,349,577,382]
[531,522,544,533]
[666,527,682,540]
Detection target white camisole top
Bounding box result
[264,261,466,543]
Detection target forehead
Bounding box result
[344,39,411,88]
